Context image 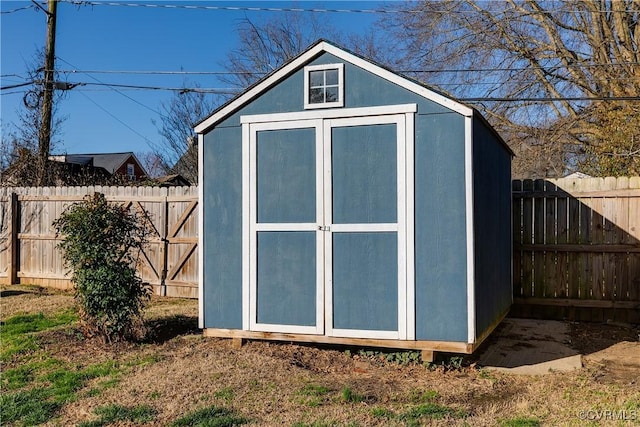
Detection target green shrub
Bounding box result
[54,193,150,342]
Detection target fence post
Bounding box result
[160,193,169,296]
[8,192,19,285]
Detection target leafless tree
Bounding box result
[219,12,342,89]
[382,0,640,177]
[155,12,342,183]
[136,151,168,179]
[1,50,67,186]
[152,84,217,184]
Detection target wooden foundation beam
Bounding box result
[204,329,476,354]
[421,350,435,363]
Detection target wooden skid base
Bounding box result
[203,308,510,357]
[203,329,476,354]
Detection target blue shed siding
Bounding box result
[257,231,317,326]
[414,113,468,342]
[333,232,399,331]
[332,124,398,224]
[472,117,512,338]
[202,127,243,329]
[216,52,453,129]
[202,51,474,343]
[257,127,317,223]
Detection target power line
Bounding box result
[76,90,156,149]
[1,90,29,96]
[0,4,35,14]
[57,56,164,116]
[461,96,640,102]
[57,0,640,14]
[4,78,640,102]
[55,69,259,75]
[0,81,37,91]
[58,1,402,14]
[45,60,640,77]
[76,81,239,93]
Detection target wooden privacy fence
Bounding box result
[0,186,198,298]
[512,176,640,323]
[2,180,640,320]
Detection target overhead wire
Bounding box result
[57,56,165,116]
[56,0,640,14]
[4,3,639,106]
[0,4,35,14]
[3,78,640,103]
[76,90,157,149]
[42,60,640,77]
[0,81,38,91]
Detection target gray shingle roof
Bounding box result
[55,152,146,175]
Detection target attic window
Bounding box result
[304,63,344,109]
[127,163,135,180]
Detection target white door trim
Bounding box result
[240,103,417,124]
[323,114,408,340]
[242,107,416,341]
[245,119,325,335]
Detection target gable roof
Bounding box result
[52,152,148,176]
[194,39,475,134]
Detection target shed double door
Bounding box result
[246,114,410,340]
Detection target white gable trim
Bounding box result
[321,43,473,117]
[194,41,472,134]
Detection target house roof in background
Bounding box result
[52,152,147,176]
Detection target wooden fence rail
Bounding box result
[512,176,640,323]
[2,180,639,322]
[0,186,198,298]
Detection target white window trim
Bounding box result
[304,63,344,109]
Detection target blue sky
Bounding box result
[1,0,381,157]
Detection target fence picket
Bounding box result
[513,177,640,322]
[0,186,197,297]
[2,179,639,319]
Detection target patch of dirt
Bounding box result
[1,285,74,318]
[569,320,640,386]
[4,286,640,426]
[569,321,640,355]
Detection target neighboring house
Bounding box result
[563,171,592,179]
[170,140,198,185]
[154,173,191,187]
[49,152,148,182]
[194,40,513,359]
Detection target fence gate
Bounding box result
[0,186,198,298]
[164,198,198,298]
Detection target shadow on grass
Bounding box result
[144,315,199,344]
[0,290,32,298]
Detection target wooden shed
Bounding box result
[195,40,513,358]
